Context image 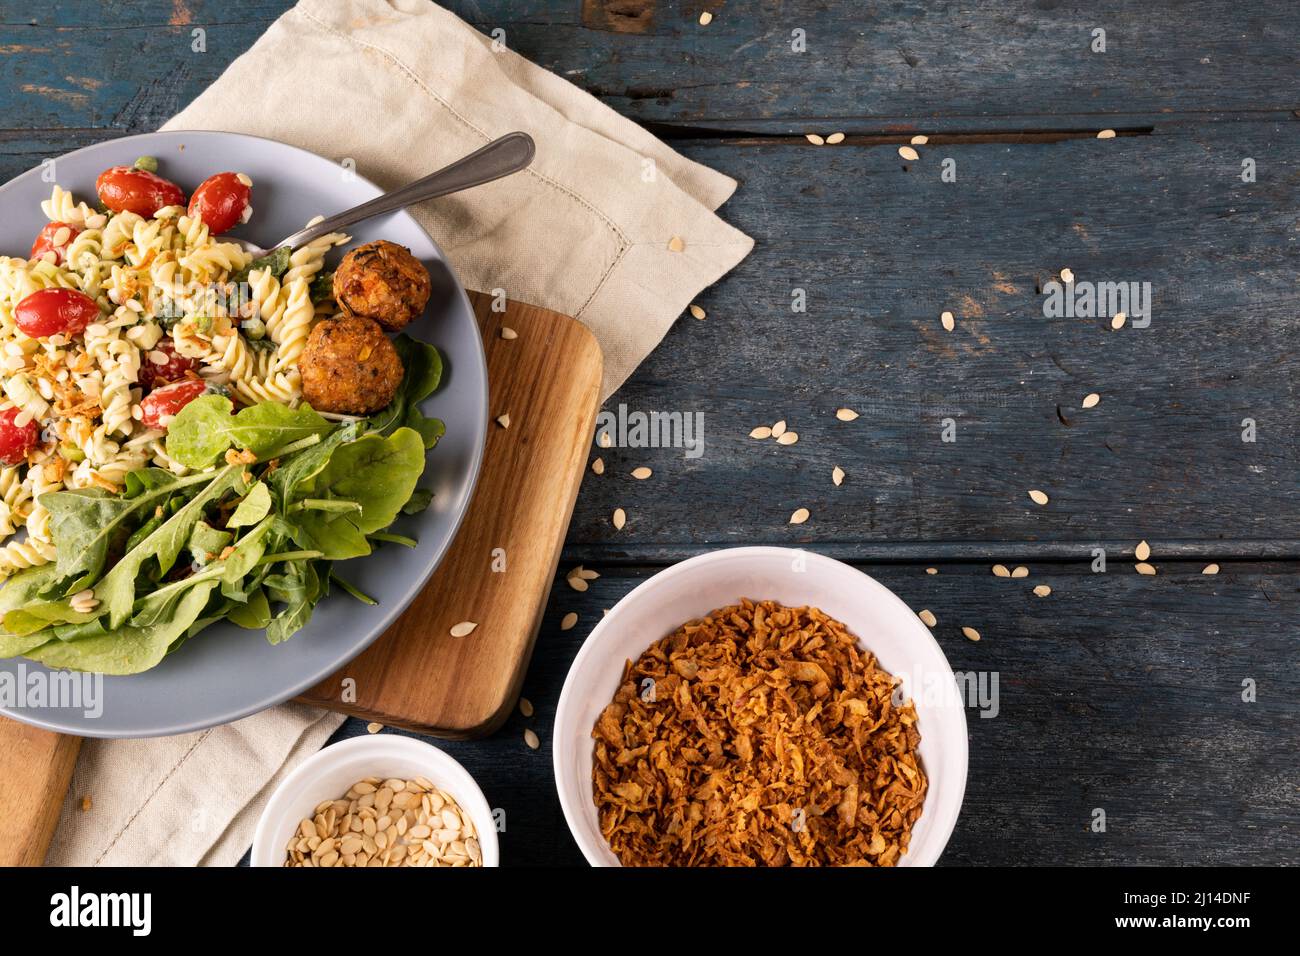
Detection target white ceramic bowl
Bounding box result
[251,735,499,867]
[554,546,968,866]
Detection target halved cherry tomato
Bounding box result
[14,287,101,338]
[29,221,82,265]
[139,338,200,391]
[188,172,251,235]
[0,407,40,466]
[95,165,186,217]
[139,379,208,430]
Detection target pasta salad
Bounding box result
[0,157,347,580]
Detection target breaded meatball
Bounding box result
[299,316,404,414]
[332,240,431,331]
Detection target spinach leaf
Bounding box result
[369,337,445,448]
[24,580,220,675]
[228,588,271,629]
[0,565,64,656]
[290,428,425,560]
[267,420,363,511]
[400,487,433,515]
[165,396,331,469]
[309,270,334,303]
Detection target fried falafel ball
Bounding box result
[299,316,404,414]
[332,239,431,332]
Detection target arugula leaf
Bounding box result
[39,471,211,596]
[227,482,271,529]
[187,521,232,569]
[267,420,363,511]
[229,246,290,285]
[95,466,246,628]
[165,396,331,469]
[265,560,321,645]
[24,580,220,675]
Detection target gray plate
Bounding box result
[0,131,488,737]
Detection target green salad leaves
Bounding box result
[0,340,444,675]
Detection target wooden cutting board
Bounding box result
[297,292,601,733]
[0,292,601,863]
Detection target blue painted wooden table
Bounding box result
[1,1,1296,865]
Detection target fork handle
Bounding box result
[274,132,535,250]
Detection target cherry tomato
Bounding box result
[0,408,40,466]
[138,338,200,391]
[139,379,208,429]
[29,221,82,265]
[14,287,101,338]
[188,172,251,234]
[95,165,186,217]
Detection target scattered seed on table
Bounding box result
[789,507,810,525]
[776,431,799,445]
[689,304,706,320]
[940,310,955,332]
[826,132,846,144]
[591,457,605,474]
[560,612,578,631]
[1111,312,1127,329]
[1060,268,1075,283]
[1202,564,1220,575]
[750,425,773,439]
[1011,566,1029,578]
[599,432,612,448]
[926,567,938,575]
[1135,562,1157,575]
[518,697,534,718]
[500,326,517,340]
[832,466,845,486]
[450,621,478,637]
[1028,489,1049,505]
[771,420,787,438]
[524,729,540,750]
[1082,393,1100,409]
[805,133,825,145]
[631,466,652,479]
[1135,539,1151,561]
[898,146,919,161]
[698,11,713,25]
[667,236,685,252]
[367,722,384,734]
[961,626,981,642]
[1033,585,1052,597]
[918,609,937,627]
[612,508,627,530]
[836,407,859,421]
[577,567,600,580]
[566,568,589,592]
[496,413,511,429]
[1097,128,1116,139]
[992,564,1011,577]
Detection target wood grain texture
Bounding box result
[323,560,1300,866]
[564,124,1300,547]
[297,293,602,737]
[0,721,80,866]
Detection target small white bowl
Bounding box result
[554,546,968,866]
[251,734,499,867]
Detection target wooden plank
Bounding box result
[1,1,1297,136]
[0,721,80,866]
[562,123,1300,546]
[319,560,1299,865]
[297,294,602,737]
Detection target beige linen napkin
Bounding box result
[47,0,751,865]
